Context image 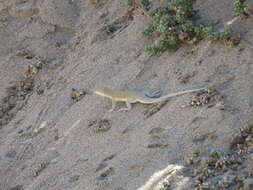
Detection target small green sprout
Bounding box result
[233,0,247,14]
[126,0,134,7]
[141,0,151,10]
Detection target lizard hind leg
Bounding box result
[117,100,132,112]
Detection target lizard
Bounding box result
[94,87,206,112]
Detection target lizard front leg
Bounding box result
[109,99,116,112]
[117,100,132,112]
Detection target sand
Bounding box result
[0,0,252,189]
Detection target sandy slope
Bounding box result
[0,0,252,189]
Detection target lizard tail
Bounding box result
[137,87,206,104]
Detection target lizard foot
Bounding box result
[117,108,131,112]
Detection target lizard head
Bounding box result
[94,88,112,97]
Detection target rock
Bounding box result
[19,18,55,39]
[88,119,111,133]
[243,178,253,190]
[68,175,80,183]
[40,0,79,28]
[5,150,17,158]
[8,184,23,190]
[8,0,39,18]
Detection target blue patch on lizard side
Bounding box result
[144,90,162,98]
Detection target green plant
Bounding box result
[126,0,134,7]
[210,150,222,158]
[143,0,237,54]
[141,0,151,10]
[170,0,196,16]
[159,184,169,190]
[233,0,246,14]
[158,180,170,190]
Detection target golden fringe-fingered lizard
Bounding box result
[94,87,206,112]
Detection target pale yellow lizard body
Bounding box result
[94,87,206,112]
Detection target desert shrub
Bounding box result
[143,0,237,54]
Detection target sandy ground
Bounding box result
[0,0,253,190]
